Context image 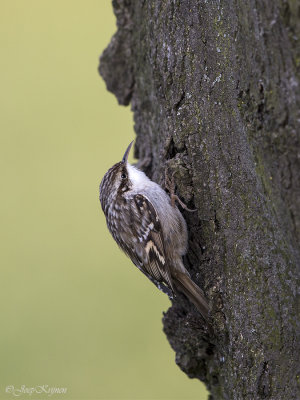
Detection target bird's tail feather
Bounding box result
[173,271,209,320]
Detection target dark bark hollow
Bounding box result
[99,1,300,399]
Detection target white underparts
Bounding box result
[127,163,151,187]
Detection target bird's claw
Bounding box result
[164,168,197,212]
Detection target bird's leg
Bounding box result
[164,169,176,207]
[164,169,197,212]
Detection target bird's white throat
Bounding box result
[127,163,151,188]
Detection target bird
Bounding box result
[99,141,209,320]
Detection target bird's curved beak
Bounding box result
[122,141,134,163]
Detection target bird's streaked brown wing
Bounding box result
[117,193,174,290]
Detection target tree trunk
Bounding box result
[99,1,300,399]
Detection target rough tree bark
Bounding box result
[99,1,300,399]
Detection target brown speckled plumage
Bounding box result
[99,142,209,320]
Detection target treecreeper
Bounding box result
[99,141,209,321]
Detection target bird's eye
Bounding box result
[121,173,127,179]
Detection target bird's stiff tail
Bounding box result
[172,271,209,320]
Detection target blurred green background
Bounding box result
[0,1,208,399]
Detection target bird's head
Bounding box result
[99,141,148,212]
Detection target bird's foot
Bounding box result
[164,169,197,212]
